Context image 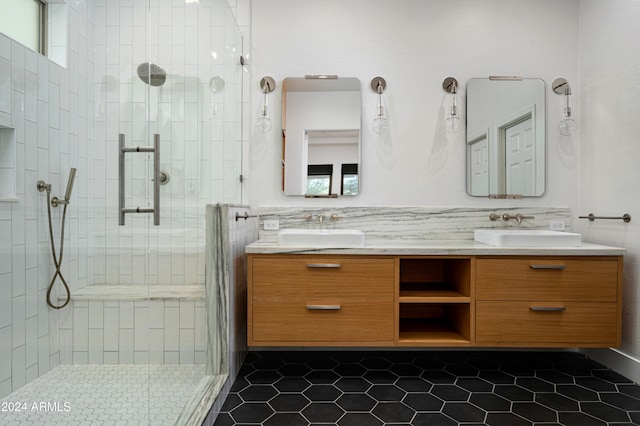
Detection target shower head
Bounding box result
[64,168,77,201]
[137,62,167,87]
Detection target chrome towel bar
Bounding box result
[578,213,631,223]
[119,133,160,226]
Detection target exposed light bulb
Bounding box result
[372,116,388,135]
[559,90,577,136]
[559,117,577,136]
[257,84,272,133]
[446,82,460,132]
[372,82,388,135]
[553,79,577,136]
[257,115,272,132]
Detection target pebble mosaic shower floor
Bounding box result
[0,364,204,425]
[215,351,640,426]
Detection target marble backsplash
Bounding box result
[256,206,572,241]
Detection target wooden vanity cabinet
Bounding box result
[475,256,623,347]
[248,253,622,348]
[248,255,396,346]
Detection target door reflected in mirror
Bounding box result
[466,78,546,197]
[282,77,361,197]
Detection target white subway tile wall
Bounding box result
[58,298,206,366]
[0,128,16,198]
[0,0,90,396]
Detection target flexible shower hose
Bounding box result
[45,189,71,309]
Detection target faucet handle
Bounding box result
[330,214,341,221]
[516,213,535,223]
[302,213,312,221]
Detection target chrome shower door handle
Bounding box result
[119,133,161,226]
[119,134,126,225]
[153,134,160,226]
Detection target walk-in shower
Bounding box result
[0,0,247,424]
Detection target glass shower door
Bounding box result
[96,0,245,422]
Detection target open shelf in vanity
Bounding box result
[397,257,472,345]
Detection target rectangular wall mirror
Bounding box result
[282,77,361,197]
[466,77,546,197]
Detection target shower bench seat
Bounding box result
[58,284,207,367]
[64,284,205,301]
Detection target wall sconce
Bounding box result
[553,77,577,136]
[442,77,460,131]
[370,77,388,135]
[257,76,276,133]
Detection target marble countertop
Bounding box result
[245,239,626,256]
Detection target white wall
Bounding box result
[578,0,640,381]
[248,0,580,208]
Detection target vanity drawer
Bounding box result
[475,257,619,302]
[476,301,619,346]
[251,299,394,343]
[251,256,394,300]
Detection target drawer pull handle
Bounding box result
[306,304,341,310]
[530,306,566,312]
[306,263,342,269]
[530,265,566,270]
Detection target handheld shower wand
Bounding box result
[51,168,77,207]
[36,167,77,309]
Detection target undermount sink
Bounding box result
[474,229,582,247]
[278,229,365,247]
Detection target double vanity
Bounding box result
[248,73,625,350]
[246,225,624,349]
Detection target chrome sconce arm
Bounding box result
[553,77,577,136]
[257,76,276,133]
[370,76,388,135]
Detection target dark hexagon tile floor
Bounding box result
[213,351,640,425]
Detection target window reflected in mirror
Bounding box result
[306,164,333,196]
[341,164,358,196]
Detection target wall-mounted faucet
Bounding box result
[489,212,535,224]
[514,213,534,223]
[302,212,342,223]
